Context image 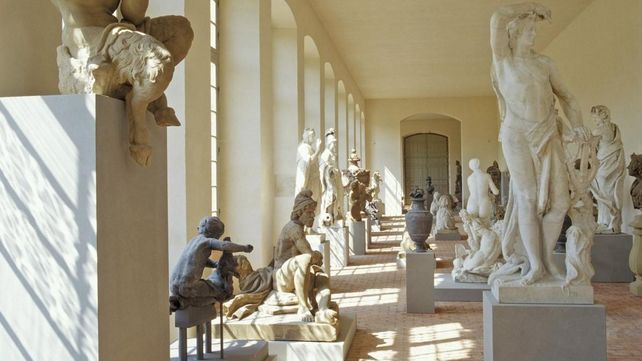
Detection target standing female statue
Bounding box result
[490,2,590,285]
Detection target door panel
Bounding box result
[403,133,449,204]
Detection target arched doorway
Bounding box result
[403,133,449,204]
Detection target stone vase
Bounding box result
[629,215,642,297]
[405,197,432,252]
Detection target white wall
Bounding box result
[366,97,500,215]
[543,0,642,233]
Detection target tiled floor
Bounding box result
[331,217,642,361]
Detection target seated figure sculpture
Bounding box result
[50,0,194,166]
[169,216,253,312]
[435,194,458,232]
[453,210,504,282]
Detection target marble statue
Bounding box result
[435,194,457,232]
[424,176,435,210]
[366,171,383,226]
[346,150,371,221]
[454,161,463,207]
[169,216,253,312]
[590,105,625,233]
[486,161,502,207]
[453,210,504,282]
[370,171,383,204]
[489,2,592,287]
[347,148,361,175]
[224,190,338,325]
[628,153,642,210]
[50,0,194,166]
[467,158,500,223]
[319,129,344,226]
[430,191,442,217]
[295,128,322,197]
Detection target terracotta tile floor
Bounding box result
[331,217,642,361]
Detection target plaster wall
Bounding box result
[366,97,499,215]
[543,0,642,233]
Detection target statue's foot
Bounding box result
[129,144,152,166]
[520,266,545,286]
[297,308,314,323]
[314,308,338,325]
[154,108,181,127]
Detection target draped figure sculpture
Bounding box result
[590,105,625,233]
[50,0,194,166]
[319,129,344,226]
[489,2,590,286]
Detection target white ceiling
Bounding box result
[309,0,594,99]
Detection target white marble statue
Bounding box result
[467,158,500,223]
[453,210,504,282]
[319,129,344,226]
[435,194,457,232]
[295,128,322,197]
[590,105,625,233]
[488,2,592,289]
[370,171,383,204]
[430,191,442,217]
[50,0,194,166]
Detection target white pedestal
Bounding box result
[0,95,169,361]
[307,233,330,276]
[348,220,366,256]
[170,338,270,361]
[434,273,490,302]
[483,292,606,361]
[406,250,435,313]
[322,225,349,269]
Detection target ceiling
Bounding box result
[309,0,594,99]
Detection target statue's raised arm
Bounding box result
[490,2,550,60]
[120,0,149,27]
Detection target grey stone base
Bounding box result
[434,273,489,302]
[435,231,462,240]
[406,251,435,313]
[170,339,269,361]
[267,313,357,361]
[348,220,366,256]
[483,292,606,361]
[553,233,634,283]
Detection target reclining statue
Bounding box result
[50,0,194,166]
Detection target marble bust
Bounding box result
[50,0,194,166]
[467,158,500,223]
[590,105,625,233]
[489,2,591,289]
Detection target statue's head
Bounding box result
[433,191,442,202]
[508,13,539,51]
[291,189,317,227]
[325,128,337,153]
[373,171,382,182]
[302,128,316,145]
[590,105,610,124]
[469,158,480,171]
[628,153,642,178]
[348,148,361,165]
[233,255,254,279]
[197,216,224,238]
[439,194,452,208]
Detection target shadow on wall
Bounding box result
[0,97,98,361]
[383,167,403,215]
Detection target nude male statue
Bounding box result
[169,216,253,312]
[490,2,590,285]
[466,158,500,223]
[50,0,194,166]
[273,190,337,324]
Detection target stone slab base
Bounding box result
[483,292,606,361]
[435,231,462,240]
[491,278,593,304]
[307,233,330,276]
[170,339,269,361]
[217,312,339,342]
[348,220,366,256]
[553,233,634,283]
[406,251,435,313]
[322,226,349,269]
[434,273,490,302]
[267,313,357,361]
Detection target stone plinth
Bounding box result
[483,292,606,361]
[434,273,490,302]
[219,312,339,342]
[435,230,462,240]
[630,215,642,296]
[323,225,349,269]
[552,233,634,283]
[491,278,593,304]
[170,339,270,361]
[0,95,168,361]
[406,250,435,313]
[307,233,330,276]
[348,220,366,256]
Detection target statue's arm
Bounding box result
[491,66,506,127]
[207,238,253,253]
[490,3,550,59]
[546,57,584,131]
[121,0,149,27]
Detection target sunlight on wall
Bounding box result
[384,166,403,215]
